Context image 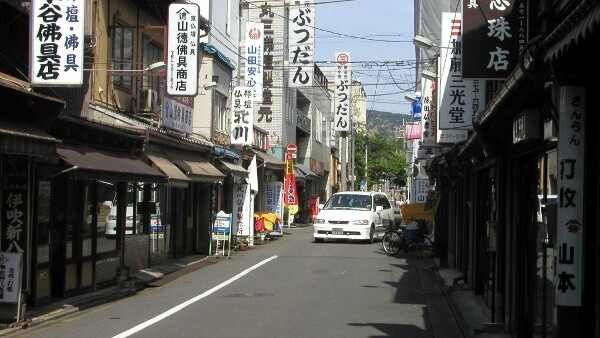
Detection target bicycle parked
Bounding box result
[382,219,434,258]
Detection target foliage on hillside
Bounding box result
[353,130,407,191]
[365,110,412,141]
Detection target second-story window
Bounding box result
[215,91,228,133]
[142,36,163,100]
[112,20,133,90]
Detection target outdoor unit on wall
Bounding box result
[134,89,160,115]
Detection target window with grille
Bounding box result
[112,20,133,90]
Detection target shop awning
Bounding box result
[144,148,191,188]
[400,203,435,222]
[0,118,60,158]
[295,163,318,180]
[217,159,248,178]
[56,144,167,183]
[167,150,225,183]
[294,167,306,181]
[253,150,285,168]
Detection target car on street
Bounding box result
[313,191,395,243]
[104,203,141,238]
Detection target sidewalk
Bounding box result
[434,265,510,338]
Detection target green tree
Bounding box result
[353,130,407,191]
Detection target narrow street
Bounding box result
[9,226,462,338]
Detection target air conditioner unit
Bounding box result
[135,89,159,114]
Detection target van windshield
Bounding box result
[324,194,372,211]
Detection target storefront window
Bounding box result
[534,150,557,336]
[96,181,117,253]
[36,180,52,264]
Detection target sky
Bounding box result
[313,0,416,114]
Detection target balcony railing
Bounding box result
[295,108,311,134]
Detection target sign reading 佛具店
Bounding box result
[30,0,86,86]
[167,3,200,96]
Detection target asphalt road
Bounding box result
[14,225,461,338]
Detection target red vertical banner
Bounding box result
[309,197,320,220]
[283,153,299,215]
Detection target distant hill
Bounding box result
[366,110,412,140]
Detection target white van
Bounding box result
[104,203,140,238]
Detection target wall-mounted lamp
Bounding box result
[413,35,439,51]
[146,61,166,73]
[203,81,218,90]
[421,70,437,81]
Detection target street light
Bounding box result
[404,93,417,103]
[421,70,437,81]
[413,35,439,51]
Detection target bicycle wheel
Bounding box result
[382,231,402,255]
[415,235,434,258]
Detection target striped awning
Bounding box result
[0,118,59,158]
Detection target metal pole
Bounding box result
[340,133,346,192]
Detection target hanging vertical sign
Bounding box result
[167,3,200,96]
[412,95,422,121]
[334,51,351,132]
[30,0,85,86]
[230,86,254,145]
[0,252,23,304]
[421,77,437,146]
[233,184,251,239]
[438,12,483,143]
[462,0,526,79]
[288,0,315,87]
[245,22,264,102]
[284,152,299,215]
[555,86,585,307]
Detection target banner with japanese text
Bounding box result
[289,0,315,87]
[438,12,484,143]
[334,51,351,132]
[462,0,527,79]
[244,22,264,101]
[30,0,85,86]
[230,86,254,145]
[555,86,585,306]
[283,154,299,215]
[167,3,200,96]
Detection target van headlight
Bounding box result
[353,220,369,225]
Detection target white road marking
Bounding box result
[112,255,278,338]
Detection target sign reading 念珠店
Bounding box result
[30,0,86,86]
[167,3,200,96]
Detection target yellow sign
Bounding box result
[287,205,299,215]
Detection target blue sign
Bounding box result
[213,214,232,234]
[412,96,422,121]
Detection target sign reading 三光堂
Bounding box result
[437,12,483,143]
[334,51,351,132]
[30,0,86,86]
[245,22,264,102]
[288,0,315,87]
[230,87,254,145]
[167,3,199,96]
[555,86,585,307]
